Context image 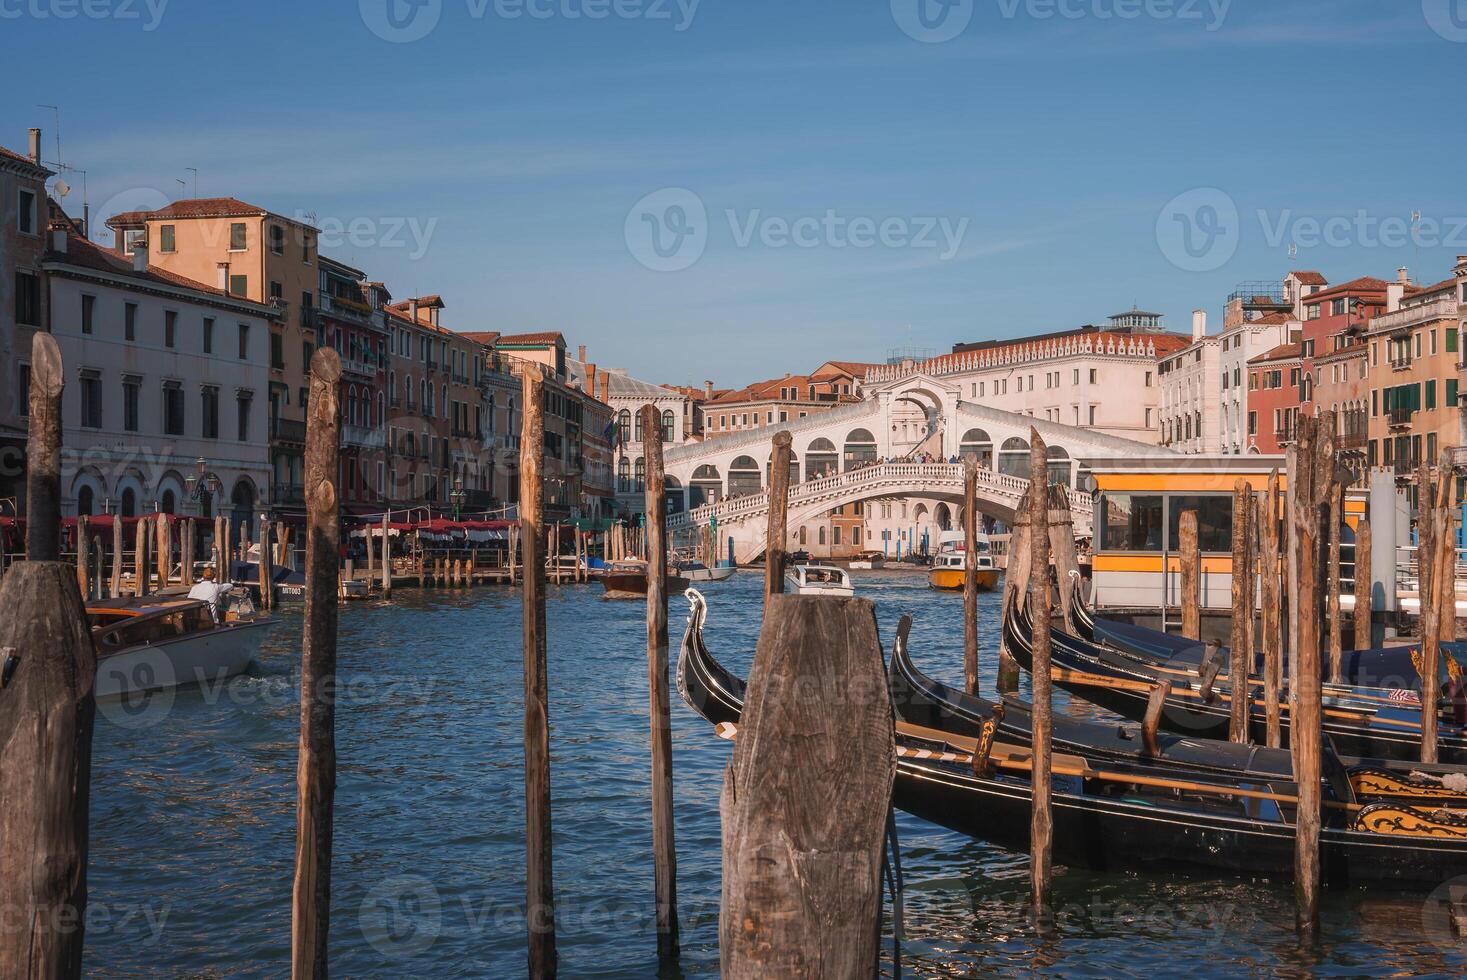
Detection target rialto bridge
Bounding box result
[660,370,1170,563]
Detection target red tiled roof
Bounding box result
[1249,342,1301,364]
[44,233,276,313]
[459,331,501,346]
[496,331,564,347]
[103,197,312,228]
[1414,277,1458,295]
[0,144,50,174]
[1289,270,1328,286]
[1249,312,1294,325]
[1302,276,1391,302]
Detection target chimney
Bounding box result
[1397,266,1410,285]
[51,227,67,253]
[132,239,149,273]
[586,362,597,396]
[1387,282,1404,313]
[217,262,231,292]
[599,372,610,403]
[409,297,420,324]
[1191,309,1207,341]
[578,344,586,363]
[704,380,713,399]
[28,128,40,165]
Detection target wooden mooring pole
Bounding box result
[1419,463,1449,765]
[719,594,894,977]
[1290,412,1333,935]
[997,505,1030,694]
[641,405,680,961]
[0,331,96,980]
[1179,509,1200,640]
[76,520,90,598]
[135,517,149,597]
[260,517,273,610]
[111,514,123,598]
[1353,515,1372,651]
[1327,484,1343,684]
[963,458,980,696]
[765,430,793,605]
[1261,470,1283,748]
[519,369,557,978]
[291,349,342,980]
[1027,430,1053,913]
[1229,479,1251,744]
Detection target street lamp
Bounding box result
[450,479,466,521]
[185,457,221,505]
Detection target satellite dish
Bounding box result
[54,179,71,198]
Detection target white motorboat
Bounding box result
[848,551,885,570]
[784,563,855,597]
[677,562,736,583]
[88,594,275,699]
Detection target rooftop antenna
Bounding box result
[1288,243,1298,259]
[186,167,198,198]
[36,104,62,169]
[175,178,187,198]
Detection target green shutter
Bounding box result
[1427,379,1437,410]
[1449,328,1459,354]
[1449,379,1459,405]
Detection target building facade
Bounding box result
[1364,277,1460,481]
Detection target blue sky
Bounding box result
[5,0,1466,386]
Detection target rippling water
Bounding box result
[87,570,1467,977]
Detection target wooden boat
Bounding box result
[601,560,690,600]
[784,563,854,596]
[926,551,1000,592]
[675,592,1467,889]
[1005,593,1467,764]
[676,561,736,583]
[88,596,275,699]
[848,551,885,570]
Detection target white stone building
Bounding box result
[41,228,278,535]
[1157,311,1222,453]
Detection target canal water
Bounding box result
[88,571,1467,977]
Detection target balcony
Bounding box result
[1389,356,1413,372]
[342,424,386,450]
[1368,297,1460,336]
[1393,457,1423,477]
[270,418,307,444]
[1338,429,1369,451]
[1388,406,1415,428]
[318,292,385,331]
[272,483,304,506]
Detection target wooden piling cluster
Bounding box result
[1416,460,1457,765]
[1229,480,1253,744]
[1025,431,1054,912]
[765,430,793,603]
[963,459,980,695]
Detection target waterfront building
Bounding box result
[106,198,322,517]
[700,362,873,440]
[319,258,389,511]
[0,131,52,515]
[1157,311,1221,453]
[862,310,1187,445]
[385,297,458,510]
[42,223,277,533]
[1245,342,1304,454]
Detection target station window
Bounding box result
[1099,494,1164,552]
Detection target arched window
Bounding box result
[160,490,177,515]
[804,438,838,480]
[1046,445,1072,487]
[77,486,94,517]
[691,464,722,508]
[634,457,646,492]
[121,488,137,518]
[818,526,826,546]
[960,428,993,468]
[618,410,632,445]
[728,455,761,496]
[998,436,1031,478]
[661,410,675,443]
[843,428,877,469]
[634,410,644,443]
[618,458,630,493]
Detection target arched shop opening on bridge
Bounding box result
[728,456,762,497]
[690,465,722,508]
[843,429,878,469]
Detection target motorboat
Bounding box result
[926,550,1000,592]
[848,551,885,570]
[88,593,275,699]
[676,561,736,583]
[601,559,691,600]
[784,563,854,596]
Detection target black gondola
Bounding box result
[1006,592,1467,764]
[675,590,1467,889]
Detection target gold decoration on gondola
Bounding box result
[1351,802,1467,839]
[1349,768,1467,802]
[1410,646,1464,684]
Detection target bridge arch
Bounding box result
[728,455,761,497]
[997,436,1030,478]
[1046,445,1073,487]
[803,437,839,480]
[959,428,993,468]
[690,464,722,508]
[843,428,878,470]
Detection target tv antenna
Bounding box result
[35,104,62,169]
[185,168,198,198]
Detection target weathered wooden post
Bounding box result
[381,515,392,598]
[25,333,63,561]
[364,521,374,591]
[1179,509,1200,640]
[76,519,90,598]
[1027,430,1053,912]
[278,521,291,570]
[1261,471,1283,748]
[0,331,96,980]
[997,506,1031,694]
[1327,484,1343,683]
[1290,413,1332,935]
[1353,515,1372,651]
[111,515,124,598]
[1047,484,1079,633]
[519,369,557,978]
[963,458,980,696]
[765,431,793,605]
[1419,464,1449,765]
[719,595,894,977]
[259,516,273,610]
[291,349,342,980]
[1229,479,1251,744]
[135,517,150,597]
[640,404,679,961]
[183,519,196,587]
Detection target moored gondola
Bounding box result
[675,591,1467,889]
[1005,592,1467,764]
